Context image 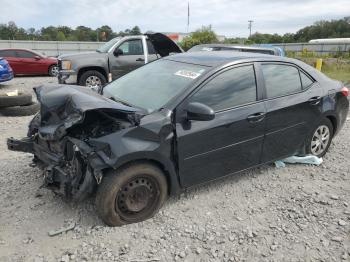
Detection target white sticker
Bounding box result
[175,70,201,79]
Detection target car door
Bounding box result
[108,39,145,80]
[0,50,20,74]
[176,64,266,187]
[259,62,323,163]
[15,50,45,74]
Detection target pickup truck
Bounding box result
[58,33,183,88]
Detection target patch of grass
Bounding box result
[322,63,350,83]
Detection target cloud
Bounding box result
[0,0,349,37]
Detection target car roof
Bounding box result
[166,51,290,67]
[192,43,275,51]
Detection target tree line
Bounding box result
[0,17,349,45]
[0,22,141,41]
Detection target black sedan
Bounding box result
[8,51,349,226]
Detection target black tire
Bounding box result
[96,162,168,226]
[0,93,32,108]
[0,102,40,117]
[48,64,58,76]
[78,70,107,88]
[306,118,334,158]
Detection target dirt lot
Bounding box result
[0,77,349,262]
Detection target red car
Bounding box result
[0,49,58,76]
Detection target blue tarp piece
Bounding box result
[274,155,323,168]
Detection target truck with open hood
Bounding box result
[57,32,183,88]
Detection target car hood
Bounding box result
[145,32,183,57]
[34,84,142,140]
[58,51,107,60]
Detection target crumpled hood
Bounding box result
[34,84,142,140]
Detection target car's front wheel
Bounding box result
[48,64,59,76]
[95,162,168,226]
[306,118,334,158]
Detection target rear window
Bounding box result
[300,71,314,89]
[262,64,302,98]
[0,50,16,57]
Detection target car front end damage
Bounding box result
[7,84,145,201]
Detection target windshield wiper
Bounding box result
[109,96,134,107]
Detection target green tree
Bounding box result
[56,31,66,41]
[180,25,218,50]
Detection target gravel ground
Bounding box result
[0,77,349,262]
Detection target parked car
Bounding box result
[187,44,284,56]
[0,49,58,76]
[8,52,349,226]
[0,57,14,83]
[57,32,183,88]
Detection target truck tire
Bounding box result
[0,93,32,108]
[95,162,168,226]
[0,102,40,117]
[79,70,107,88]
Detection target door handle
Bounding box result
[308,96,321,105]
[136,58,145,62]
[247,112,266,123]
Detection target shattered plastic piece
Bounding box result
[48,222,76,237]
[6,90,18,96]
[274,155,323,168]
[274,160,286,168]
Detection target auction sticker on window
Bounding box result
[175,70,202,79]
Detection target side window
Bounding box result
[146,40,157,55]
[0,50,16,57]
[190,65,257,111]
[262,64,302,98]
[300,71,314,89]
[16,50,36,58]
[117,40,143,56]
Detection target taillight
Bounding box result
[341,86,349,97]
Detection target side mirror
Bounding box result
[113,48,123,57]
[186,102,215,121]
[34,55,41,60]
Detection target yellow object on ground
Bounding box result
[316,59,323,71]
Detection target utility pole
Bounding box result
[248,20,254,38]
[187,0,190,33]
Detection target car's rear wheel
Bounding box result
[95,162,168,226]
[48,65,59,76]
[306,118,334,158]
[79,70,106,88]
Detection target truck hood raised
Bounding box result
[146,32,183,57]
[34,84,142,140]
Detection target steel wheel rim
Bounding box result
[85,76,102,87]
[115,176,159,221]
[51,66,59,76]
[311,125,330,155]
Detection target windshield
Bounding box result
[96,37,121,53]
[103,59,209,112]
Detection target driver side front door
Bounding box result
[176,64,266,187]
[108,39,145,80]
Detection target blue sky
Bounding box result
[1,0,349,37]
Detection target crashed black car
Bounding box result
[8,51,349,226]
